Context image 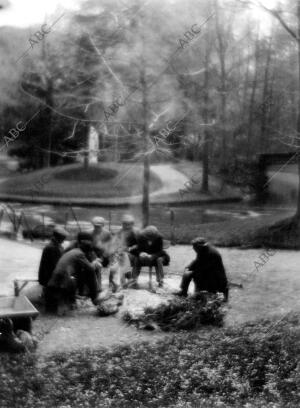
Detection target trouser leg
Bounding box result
[131,256,141,282]
[94,264,102,292]
[155,257,164,286]
[180,270,194,296]
[125,253,136,281]
[44,287,59,313]
[109,264,119,292]
[118,252,131,287]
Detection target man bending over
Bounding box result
[175,237,228,301]
[45,236,101,314]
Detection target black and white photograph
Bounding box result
[0,0,300,407]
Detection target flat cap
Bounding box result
[122,214,135,223]
[53,226,68,238]
[191,237,207,248]
[77,232,93,242]
[143,225,159,238]
[92,216,106,226]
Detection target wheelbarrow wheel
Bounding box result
[11,317,32,333]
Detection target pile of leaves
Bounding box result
[122,293,225,331]
[96,291,124,317]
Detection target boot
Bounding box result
[0,318,26,353]
[172,289,187,297]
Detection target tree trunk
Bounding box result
[259,38,272,153]
[46,83,53,168]
[141,35,150,227]
[296,0,300,220]
[214,0,227,169]
[201,40,210,193]
[247,38,259,160]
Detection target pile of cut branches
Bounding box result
[122,292,225,331]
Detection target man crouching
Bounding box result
[45,234,101,314]
[175,237,228,301]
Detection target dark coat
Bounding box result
[137,232,170,264]
[47,248,99,301]
[64,240,109,267]
[188,245,228,295]
[38,238,63,287]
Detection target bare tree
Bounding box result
[253,0,300,221]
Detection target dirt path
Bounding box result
[120,164,189,202]
[149,164,188,197]
[1,238,300,354]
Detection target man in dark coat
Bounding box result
[132,225,170,287]
[176,237,228,301]
[38,227,68,287]
[45,238,101,313]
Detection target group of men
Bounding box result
[38,214,228,314]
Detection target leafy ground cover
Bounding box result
[123,293,225,331]
[1,314,300,408]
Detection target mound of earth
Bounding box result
[0,163,162,198]
[54,166,117,181]
[253,216,300,248]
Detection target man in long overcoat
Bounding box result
[38,227,68,287]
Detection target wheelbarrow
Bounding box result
[0,295,39,333]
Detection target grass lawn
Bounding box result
[149,206,293,246]
[6,202,292,247]
[1,314,300,408]
[0,163,162,198]
[170,160,241,200]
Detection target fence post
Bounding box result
[42,213,45,241]
[64,211,68,229]
[170,209,175,244]
[0,209,3,229]
[108,211,112,232]
[14,280,19,297]
[22,212,34,242]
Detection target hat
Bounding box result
[79,240,93,252]
[191,237,207,249]
[92,216,106,226]
[53,226,68,239]
[144,225,159,238]
[77,232,93,242]
[122,214,135,224]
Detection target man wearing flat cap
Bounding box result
[38,226,68,288]
[91,216,112,252]
[176,237,228,301]
[116,215,139,252]
[45,233,101,313]
[132,225,170,287]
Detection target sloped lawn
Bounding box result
[0,163,162,198]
